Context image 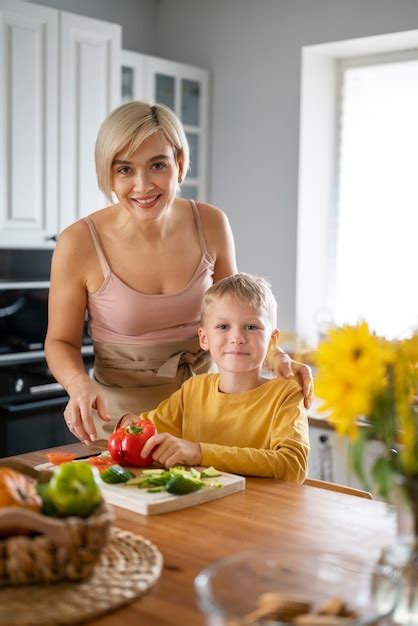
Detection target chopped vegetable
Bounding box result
[45,452,77,465]
[124,466,223,495]
[165,474,203,495]
[201,466,222,478]
[87,455,115,474]
[100,465,135,484]
[42,462,102,517]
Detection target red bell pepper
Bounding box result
[108,418,157,467]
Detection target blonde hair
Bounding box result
[95,101,190,201]
[202,273,278,327]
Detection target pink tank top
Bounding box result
[85,201,215,345]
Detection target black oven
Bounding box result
[0,249,93,457]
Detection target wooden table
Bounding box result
[10,443,396,626]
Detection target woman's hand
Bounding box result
[63,375,111,444]
[140,433,202,468]
[273,352,314,409]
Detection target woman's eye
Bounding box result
[152,161,168,170]
[117,166,131,175]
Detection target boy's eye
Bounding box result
[245,324,259,331]
[216,324,229,330]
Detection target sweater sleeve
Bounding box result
[140,386,185,438]
[200,384,309,483]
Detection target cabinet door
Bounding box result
[144,56,209,202]
[308,425,351,485]
[0,0,58,248]
[59,12,121,231]
[121,50,146,103]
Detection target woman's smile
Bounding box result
[131,194,161,209]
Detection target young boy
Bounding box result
[138,273,309,482]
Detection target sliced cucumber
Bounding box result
[165,474,203,495]
[201,466,222,478]
[101,465,135,484]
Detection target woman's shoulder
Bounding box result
[58,207,113,242]
[193,201,232,245]
[53,208,109,260]
[194,200,229,224]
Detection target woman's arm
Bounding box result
[45,224,110,444]
[272,353,314,409]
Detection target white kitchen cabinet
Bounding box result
[121,50,209,202]
[308,424,351,485]
[0,0,58,247]
[59,12,121,231]
[0,1,121,248]
[121,49,146,104]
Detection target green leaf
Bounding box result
[350,432,370,491]
[371,457,394,501]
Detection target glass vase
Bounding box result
[380,475,418,625]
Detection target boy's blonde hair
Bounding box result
[95,101,190,202]
[202,273,278,327]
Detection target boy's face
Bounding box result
[198,295,279,375]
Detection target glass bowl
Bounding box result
[195,548,400,626]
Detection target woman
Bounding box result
[45,101,312,445]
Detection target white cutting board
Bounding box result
[35,463,246,515]
[100,470,245,515]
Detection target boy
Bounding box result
[138,273,309,482]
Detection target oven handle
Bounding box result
[0,396,68,414]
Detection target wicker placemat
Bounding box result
[0,527,163,625]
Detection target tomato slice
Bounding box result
[87,456,115,473]
[45,452,77,465]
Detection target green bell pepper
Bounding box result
[44,462,102,518]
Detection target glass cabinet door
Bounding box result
[121,52,208,202]
[121,65,134,103]
[155,73,175,110]
[120,50,146,103]
[181,79,200,126]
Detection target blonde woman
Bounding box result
[45,101,313,445]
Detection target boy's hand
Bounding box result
[140,433,202,468]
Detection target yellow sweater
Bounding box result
[141,373,309,483]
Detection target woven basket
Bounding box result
[0,460,114,586]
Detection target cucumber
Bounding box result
[101,465,135,484]
[201,466,222,478]
[165,474,203,495]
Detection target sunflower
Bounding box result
[314,322,389,436]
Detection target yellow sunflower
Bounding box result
[314,322,389,436]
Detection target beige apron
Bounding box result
[92,336,213,438]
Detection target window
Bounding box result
[333,53,418,339]
[296,32,418,345]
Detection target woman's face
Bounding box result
[111,131,181,222]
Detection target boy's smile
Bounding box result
[198,295,279,392]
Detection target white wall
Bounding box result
[155,0,418,334]
[26,0,158,53]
